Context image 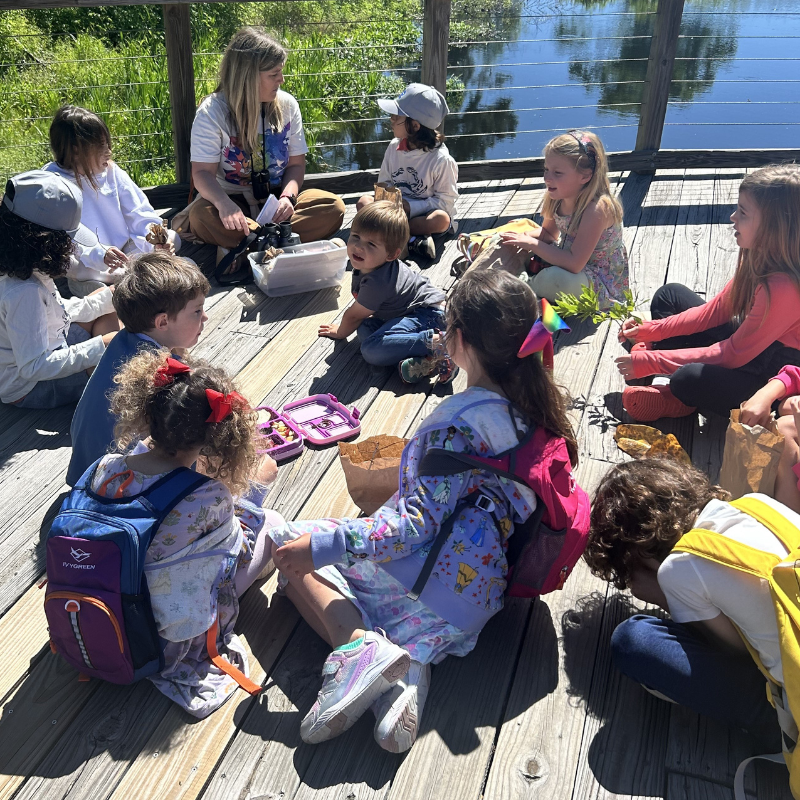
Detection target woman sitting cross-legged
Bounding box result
[187,26,345,250]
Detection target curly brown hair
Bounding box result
[585,458,730,590]
[0,203,74,280]
[446,268,579,465]
[111,350,261,496]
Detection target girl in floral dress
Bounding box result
[92,350,281,717]
[270,269,579,753]
[501,129,628,310]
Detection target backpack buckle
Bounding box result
[475,494,495,513]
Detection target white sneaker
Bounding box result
[371,660,431,752]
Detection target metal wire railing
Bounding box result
[0,4,797,185]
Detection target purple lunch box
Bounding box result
[256,394,361,460]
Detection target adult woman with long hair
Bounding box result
[187,27,345,248]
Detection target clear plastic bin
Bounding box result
[249,240,348,297]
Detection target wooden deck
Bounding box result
[0,169,792,800]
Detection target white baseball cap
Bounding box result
[378,83,449,130]
[3,170,98,247]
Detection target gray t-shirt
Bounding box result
[351,259,446,321]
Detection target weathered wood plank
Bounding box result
[0,583,47,704]
[163,3,194,184]
[569,589,671,799]
[481,459,614,800]
[665,773,756,800]
[106,572,299,800]
[666,173,714,294]
[386,599,532,800]
[706,169,745,299]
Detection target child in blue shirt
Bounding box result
[66,252,210,485]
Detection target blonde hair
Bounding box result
[541,130,622,238]
[111,350,260,497]
[352,200,410,255]
[217,27,287,158]
[728,164,800,320]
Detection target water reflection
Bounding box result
[558,0,739,109]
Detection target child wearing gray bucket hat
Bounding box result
[357,83,459,264]
[0,170,119,409]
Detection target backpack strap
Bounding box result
[205,617,262,695]
[139,467,212,530]
[406,492,494,602]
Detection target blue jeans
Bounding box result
[611,614,782,750]
[356,306,446,367]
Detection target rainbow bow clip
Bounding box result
[517,298,570,368]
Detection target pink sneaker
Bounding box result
[622,384,696,422]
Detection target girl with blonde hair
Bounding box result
[92,350,282,716]
[617,163,800,422]
[188,27,344,248]
[500,129,628,310]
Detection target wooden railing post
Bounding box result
[421,0,451,97]
[163,3,195,185]
[634,0,685,167]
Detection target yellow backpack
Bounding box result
[673,496,800,799]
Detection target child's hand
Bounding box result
[104,247,128,270]
[618,317,641,343]
[785,396,800,420]
[615,354,635,379]
[274,534,314,578]
[154,241,176,255]
[253,453,278,485]
[319,323,343,339]
[740,395,774,428]
[500,232,539,252]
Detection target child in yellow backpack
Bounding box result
[584,457,791,761]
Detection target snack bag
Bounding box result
[719,409,784,498]
[339,435,408,515]
[374,182,404,209]
[614,423,692,466]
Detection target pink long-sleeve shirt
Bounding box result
[629,275,800,379]
[774,365,800,397]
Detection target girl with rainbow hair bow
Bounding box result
[268,269,579,755]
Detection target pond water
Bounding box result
[318,0,800,171]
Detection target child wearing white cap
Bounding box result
[0,170,119,408]
[357,83,458,262]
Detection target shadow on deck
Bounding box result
[0,170,791,800]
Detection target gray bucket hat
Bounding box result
[378,83,449,130]
[2,170,98,247]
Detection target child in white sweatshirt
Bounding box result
[44,105,181,297]
[357,84,459,261]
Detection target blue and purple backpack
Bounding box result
[44,464,210,684]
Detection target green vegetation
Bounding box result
[552,285,641,325]
[0,1,514,187]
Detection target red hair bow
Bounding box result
[153,357,190,387]
[205,389,247,423]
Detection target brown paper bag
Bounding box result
[339,435,408,515]
[374,182,404,209]
[718,409,785,499]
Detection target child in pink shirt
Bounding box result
[616,164,800,421]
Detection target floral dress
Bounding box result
[554,208,629,310]
[268,387,538,665]
[92,454,267,718]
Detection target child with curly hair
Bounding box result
[584,457,790,750]
[0,170,119,408]
[96,350,281,717]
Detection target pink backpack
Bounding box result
[408,419,590,601]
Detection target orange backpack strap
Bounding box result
[205,618,261,696]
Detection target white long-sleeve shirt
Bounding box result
[0,273,114,403]
[43,161,162,285]
[377,139,459,221]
